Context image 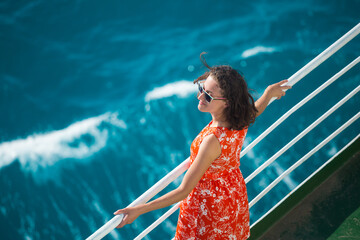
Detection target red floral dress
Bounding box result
[175,122,250,240]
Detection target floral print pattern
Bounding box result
[175,122,250,240]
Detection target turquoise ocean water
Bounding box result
[1,0,359,239]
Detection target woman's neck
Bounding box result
[210,114,230,128]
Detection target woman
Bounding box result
[114,53,291,239]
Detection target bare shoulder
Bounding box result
[201,133,220,146]
[198,134,221,159]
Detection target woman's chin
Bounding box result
[198,103,207,112]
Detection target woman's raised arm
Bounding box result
[255,80,291,117]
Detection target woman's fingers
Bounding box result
[279,80,292,89]
[268,80,291,100]
[114,208,128,228]
[113,206,141,228]
[113,210,120,215]
[278,80,291,88]
[113,209,125,215]
[278,79,289,85]
[116,214,128,228]
[281,85,292,91]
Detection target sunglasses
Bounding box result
[197,82,226,103]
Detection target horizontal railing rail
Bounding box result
[240,56,360,158]
[249,111,360,208]
[250,133,360,228]
[86,22,360,240]
[267,22,360,104]
[245,85,360,183]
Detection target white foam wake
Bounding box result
[241,46,278,58]
[0,112,126,171]
[145,80,197,101]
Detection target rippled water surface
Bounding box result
[1,0,359,239]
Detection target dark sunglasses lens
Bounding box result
[204,92,211,102]
[198,83,211,103]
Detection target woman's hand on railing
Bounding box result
[114,206,142,228]
[265,79,291,100]
[255,79,292,117]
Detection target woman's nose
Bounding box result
[197,91,204,101]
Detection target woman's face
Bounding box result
[197,75,227,114]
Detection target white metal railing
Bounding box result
[249,111,360,208]
[250,133,360,228]
[240,56,360,158]
[86,22,360,240]
[245,85,360,184]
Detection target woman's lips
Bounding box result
[199,100,206,105]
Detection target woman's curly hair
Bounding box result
[194,52,257,130]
